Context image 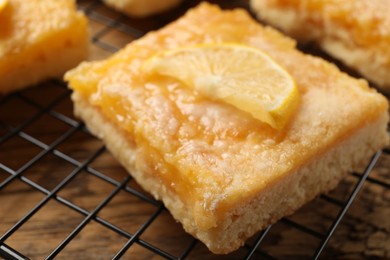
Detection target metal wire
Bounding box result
[0,0,389,259]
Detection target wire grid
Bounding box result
[0,0,389,259]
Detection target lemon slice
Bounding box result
[0,0,8,12]
[143,43,299,129]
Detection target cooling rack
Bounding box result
[1,0,389,259]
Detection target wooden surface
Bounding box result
[0,0,390,259]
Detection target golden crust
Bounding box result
[65,3,389,254]
[0,0,89,94]
[250,0,390,90]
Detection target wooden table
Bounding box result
[1,0,389,259]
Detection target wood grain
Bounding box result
[0,0,389,259]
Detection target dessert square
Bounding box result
[250,0,390,91]
[65,3,389,254]
[0,0,89,94]
[102,0,181,17]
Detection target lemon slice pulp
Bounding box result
[143,43,299,129]
[0,0,8,12]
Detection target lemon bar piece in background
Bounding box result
[103,0,182,17]
[250,0,390,91]
[65,3,389,254]
[0,0,88,94]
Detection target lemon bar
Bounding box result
[0,0,88,94]
[250,0,390,91]
[65,3,389,254]
[102,0,181,17]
